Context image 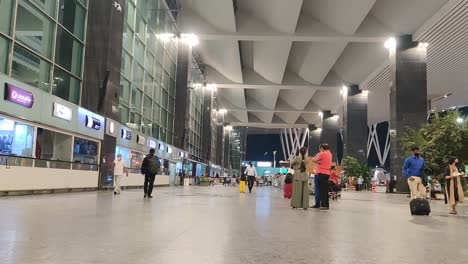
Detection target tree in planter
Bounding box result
[342,156,371,186]
[400,111,468,186]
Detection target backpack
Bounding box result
[148,156,159,174]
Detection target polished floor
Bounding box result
[1,186,467,264]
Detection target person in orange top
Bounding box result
[314,143,332,210]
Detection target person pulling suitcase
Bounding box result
[403,146,430,215]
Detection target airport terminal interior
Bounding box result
[0,0,468,263]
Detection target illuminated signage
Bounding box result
[179,152,184,158]
[257,161,272,167]
[137,135,146,145]
[159,143,164,151]
[121,129,132,140]
[52,102,72,121]
[167,146,172,154]
[4,84,34,108]
[85,115,101,130]
[109,122,115,134]
[148,139,156,149]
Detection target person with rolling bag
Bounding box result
[404,146,430,215]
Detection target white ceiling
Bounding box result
[179,0,455,128]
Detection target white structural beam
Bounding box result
[229,122,308,128]
[280,130,287,161]
[223,108,320,114]
[197,32,389,42]
[217,84,341,90]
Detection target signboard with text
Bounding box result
[4,84,34,108]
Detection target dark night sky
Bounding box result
[246,134,284,165]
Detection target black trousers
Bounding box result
[247,176,256,192]
[317,174,330,208]
[144,173,156,195]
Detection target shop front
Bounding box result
[113,127,185,188]
[0,76,104,193]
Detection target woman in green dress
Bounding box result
[291,147,309,209]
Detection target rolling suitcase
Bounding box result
[410,198,431,215]
[284,183,293,199]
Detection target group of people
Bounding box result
[289,144,333,210]
[403,146,465,214]
[113,148,161,198]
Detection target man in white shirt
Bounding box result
[114,154,127,195]
[244,162,257,193]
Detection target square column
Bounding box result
[308,125,321,156]
[321,111,339,163]
[388,35,427,193]
[343,85,368,163]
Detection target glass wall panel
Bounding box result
[152,104,160,124]
[0,37,9,74]
[0,0,13,35]
[161,89,168,109]
[134,39,145,65]
[36,128,72,162]
[15,0,55,58]
[153,82,161,104]
[29,0,56,17]
[11,45,51,92]
[121,51,132,80]
[131,87,142,114]
[119,105,129,124]
[119,77,131,105]
[73,137,99,164]
[122,24,133,52]
[144,72,153,95]
[125,1,135,29]
[52,67,80,104]
[58,0,86,40]
[132,62,144,89]
[0,117,34,157]
[135,13,146,41]
[143,94,152,119]
[55,27,83,76]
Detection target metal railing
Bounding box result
[0,154,99,171]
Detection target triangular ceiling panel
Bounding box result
[245,88,280,110]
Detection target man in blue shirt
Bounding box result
[403,146,427,199]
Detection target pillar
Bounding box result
[82,0,124,188]
[308,125,321,156]
[321,111,339,163]
[173,43,191,149]
[389,35,427,193]
[343,85,368,163]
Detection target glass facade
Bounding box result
[0,0,88,104]
[119,0,178,145]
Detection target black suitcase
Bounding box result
[410,198,431,215]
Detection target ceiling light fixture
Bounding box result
[384,37,396,49]
[318,112,324,118]
[219,109,227,114]
[180,33,199,47]
[362,90,369,95]
[156,32,175,41]
[418,42,429,48]
[456,117,464,124]
[342,85,348,95]
[206,83,217,92]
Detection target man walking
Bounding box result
[244,162,257,193]
[113,154,127,195]
[403,146,426,199]
[314,144,332,210]
[141,148,160,198]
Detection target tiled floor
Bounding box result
[0,186,467,264]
